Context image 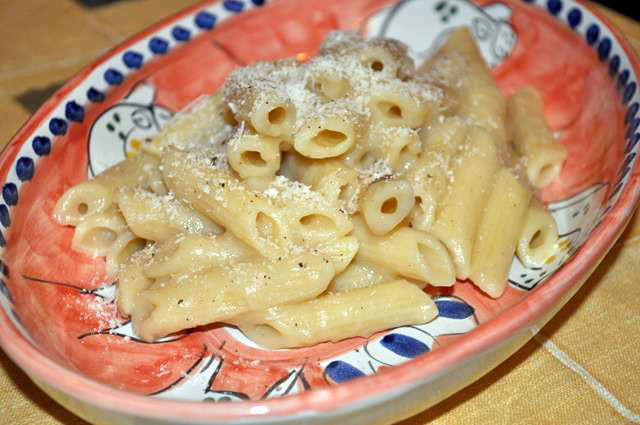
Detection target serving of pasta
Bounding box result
[52,28,566,348]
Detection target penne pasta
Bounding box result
[328,261,397,293]
[430,127,499,280]
[116,251,154,316]
[470,168,532,297]
[71,210,128,258]
[54,29,566,346]
[361,179,415,236]
[132,252,334,341]
[226,132,282,180]
[293,104,363,159]
[161,148,289,259]
[353,215,455,286]
[507,86,567,187]
[517,201,560,267]
[231,280,436,349]
[143,233,255,278]
[142,92,228,157]
[116,188,222,242]
[105,230,146,277]
[419,28,509,159]
[53,153,164,226]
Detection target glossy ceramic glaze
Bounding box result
[1,0,639,424]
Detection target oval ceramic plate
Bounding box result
[1,0,640,424]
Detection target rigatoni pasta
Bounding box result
[54,28,565,348]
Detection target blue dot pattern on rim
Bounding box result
[627,133,640,154]
[16,158,35,182]
[32,136,51,156]
[598,38,612,61]
[149,37,169,54]
[87,87,105,103]
[624,82,637,105]
[194,11,217,29]
[65,101,84,122]
[434,299,475,319]
[621,152,636,172]
[586,23,600,45]
[172,26,191,41]
[0,205,10,227]
[2,184,18,206]
[0,231,5,248]
[223,0,244,12]
[123,51,144,69]
[627,118,640,140]
[380,333,429,358]
[547,0,562,16]
[104,68,124,85]
[626,103,639,124]
[619,69,630,90]
[325,361,365,384]
[567,8,581,28]
[609,55,620,76]
[251,0,265,5]
[49,118,67,136]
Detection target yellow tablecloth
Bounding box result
[1,1,639,424]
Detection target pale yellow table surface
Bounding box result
[1,1,640,424]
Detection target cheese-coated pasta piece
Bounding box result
[117,252,153,316]
[517,201,559,267]
[161,148,289,259]
[369,80,439,128]
[105,230,146,277]
[470,168,532,297]
[116,188,221,242]
[366,123,421,170]
[231,280,436,349]
[315,236,359,274]
[71,210,128,257]
[353,216,455,286]
[419,28,508,158]
[142,92,228,157]
[53,154,164,226]
[132,252,334,341]
[361,179,415,236]
[507,86,567,187]
[293,107,362,159]
[430,127,499,280]
[143,233,255,278]
[328,261,397,293]
[226,132,281,180]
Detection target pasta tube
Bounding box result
[328,261,397,293]
[470,168,532,297]
[142,92,227,157]
[116,188,222,242]
[71,210,128,257]
[361,179,415,236]
[517,201,559,267]
[53,153,164,226]
[132,252,335,341]
[353,216,455,286]
[143,233,255,278]
[226,132,282,180]
[430,127,499,280]
[161,148,289,259]
[419,28,508,157]
[231,280,436,349]
[507,86,567,187]
[117,254,153,316]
